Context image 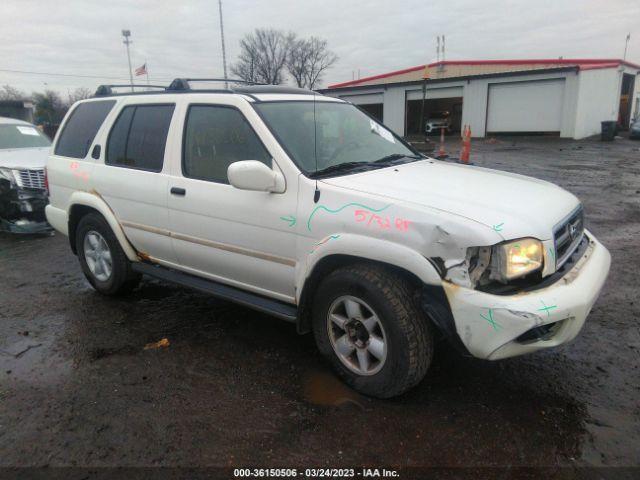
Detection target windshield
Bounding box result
[0,124,51,149]
[254,101,419,177]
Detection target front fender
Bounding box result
[67,190,139,262]
[296,232,442,303]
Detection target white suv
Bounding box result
[45,80,611,398]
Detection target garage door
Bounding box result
[339,93,383,105]
[406,86,463,101]
[486,79,565,133]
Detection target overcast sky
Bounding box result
[1,0,638,95]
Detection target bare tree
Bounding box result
[231,29,293,84]
[304,37,338,89]
[67,87,93,106]
[286,38,312,88]
[285,37,337,89]
[231,38,260,84]
[0,85,27,101]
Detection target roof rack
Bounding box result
[167,78,262,91]
[94,78,316,97]
[94,84,167,96]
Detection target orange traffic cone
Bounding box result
[459,125,467,160]
[460,125,471,164]
[437,127,447,158]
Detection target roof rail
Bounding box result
[94,84,168,97]
[166,78,263,91]
[93,79,317,98]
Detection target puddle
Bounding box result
[302,368,365,409]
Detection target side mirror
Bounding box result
[227,160,285,193]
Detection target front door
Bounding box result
[166,102,298,303]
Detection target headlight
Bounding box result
[491,238,543,282]
[0,167,16,183]
[0,168,15,182]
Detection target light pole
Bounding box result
[218,0,228,88]
[122,29,134,91]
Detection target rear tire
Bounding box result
[312,264,433,398]
[76,213,140,295]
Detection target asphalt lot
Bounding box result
[1,136,639,473]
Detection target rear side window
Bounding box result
[183,105,271,184]
[54,100,115,158]
[106,104,174,172]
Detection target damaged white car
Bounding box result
[45,81,611,397]
[0,117,52,233]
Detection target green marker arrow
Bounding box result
[280,215,297,227]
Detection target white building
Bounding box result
[321,59,640,139]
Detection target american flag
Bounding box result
[135,63,147,76]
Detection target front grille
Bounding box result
[553,205,584,269]
[14,169,46,190]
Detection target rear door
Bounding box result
[91,100,178,263]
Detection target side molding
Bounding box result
[67,190,139,262]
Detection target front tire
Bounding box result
[76,213,140,295]
[312,264,433,398]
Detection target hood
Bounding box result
[322,159,580,241]
[0,147,50,170]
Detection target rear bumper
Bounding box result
[442,230,611,360]
[45,204,69,236]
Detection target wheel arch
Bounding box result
[67,191,138,261]
[296,252,442,335]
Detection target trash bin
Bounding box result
[601,121,617,141]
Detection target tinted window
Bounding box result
[54,100,115,158]
[183,105,271,184]
[106,104,174,171]
[106,107,135,166]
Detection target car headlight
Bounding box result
[491,238,543,282]
[0,167,16,184]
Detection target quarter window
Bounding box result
[183,105,271,184]
[54,100,115,158]
[106,104,174,171]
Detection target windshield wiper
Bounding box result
[310,154,423,179]
[372,153,422,165]
[309,161,372,178]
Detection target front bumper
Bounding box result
[0,187,51,234]
[425,124,450,133]
[442,230,611,360]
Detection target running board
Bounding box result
[132,262,297,323]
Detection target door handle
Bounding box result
[170,187,186,196]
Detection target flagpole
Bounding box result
[624,33,630,60]
[145,59,150,88]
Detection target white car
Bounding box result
[45,81,611,397]
[425,115,451,134]
[0,117,51,233]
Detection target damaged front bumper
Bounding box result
[441,230,611,360]
[0,186,51,234]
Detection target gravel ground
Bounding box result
[0,136,638,475]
